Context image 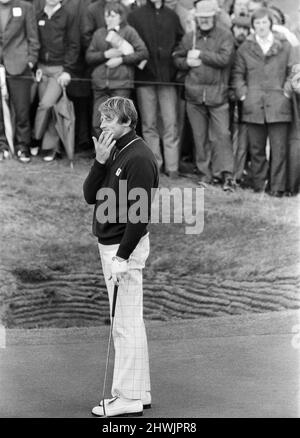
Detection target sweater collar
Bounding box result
[247,31,285,57]
[115,129,137,151]
[255,31,274,52]
[44,2,62,18]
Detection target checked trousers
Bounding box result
[98,233,151,400]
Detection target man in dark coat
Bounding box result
[84,0,106,48]
[232,7,296,196]
[33,0,92,154]
[127,0,184,178]
[83,96,158,417]
[32,0,80,161]
[0,0,39,162]
[229,14,251,184]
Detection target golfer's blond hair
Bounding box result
[99,97,138,129]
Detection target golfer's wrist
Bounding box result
[96,155,107,165]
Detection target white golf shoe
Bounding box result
[92,396,143,417]
[99,392,151,410]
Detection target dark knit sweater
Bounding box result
[83,129,159,260]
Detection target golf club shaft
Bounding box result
[101,284,119,416]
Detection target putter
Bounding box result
[101,283,118,417]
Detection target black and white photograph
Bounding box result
[0,0,299,424]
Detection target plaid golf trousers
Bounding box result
[98,233,151,400]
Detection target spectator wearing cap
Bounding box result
[127,0,184,178]
[231,14,251,43]
[229,14,251,184]
[232,7,297,196]
[173,0,236,191]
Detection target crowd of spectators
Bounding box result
[0,0,299,195]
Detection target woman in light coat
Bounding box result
[232,7,297,196]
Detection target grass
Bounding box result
[0,155,299,326]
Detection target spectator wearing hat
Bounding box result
[232,7,297,196]
[229,14,251,183]
[231,15,251,45]
[173,0,235,191]
[127,0,184,178]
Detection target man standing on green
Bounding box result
[83,97,159,417]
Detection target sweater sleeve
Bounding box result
[25,3,40,66]
[232,46,248,100]
[116,155,158,260]
[283,43,299,94]
[83,160,107,205]
[82,6,97,49]
[86,30,107,66]
[63,9,80,74]
[172,33,192,71]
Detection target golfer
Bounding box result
[83,97,159,417]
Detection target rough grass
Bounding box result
[1,156,299,278]
[0,156,299,327]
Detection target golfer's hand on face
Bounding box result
[93,131,116,164]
